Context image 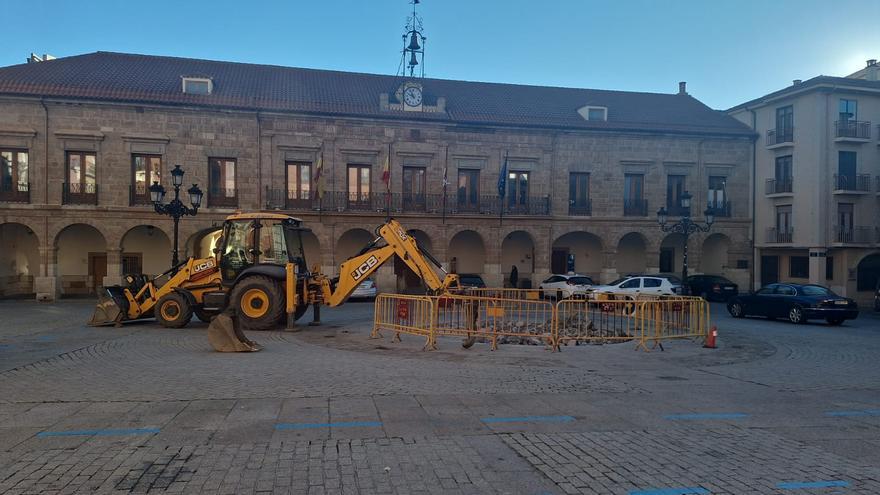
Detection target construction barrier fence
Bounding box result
[372,293,710,352]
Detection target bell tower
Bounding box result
[398,0,426,78]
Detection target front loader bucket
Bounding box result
[207,312,262,352]
[89,286,128,326]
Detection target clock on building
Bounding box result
[403,85,423,107]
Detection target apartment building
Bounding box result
[0,52,753,300]
[729,60,880,306]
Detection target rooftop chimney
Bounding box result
[867,59,877,67]
[678,81,687,95]
[27,53,55,63]
[792,79,802,85]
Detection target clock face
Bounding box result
[403,86,423,107]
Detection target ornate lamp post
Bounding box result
[149,164,203,268]
[656,191,715,286]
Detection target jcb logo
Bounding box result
[352,255,379,281]
[193,259,216,273]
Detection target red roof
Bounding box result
[0,52,753,136]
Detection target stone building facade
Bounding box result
[0,52,754,300]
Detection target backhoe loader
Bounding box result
[91,213,458,345]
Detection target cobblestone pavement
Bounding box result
[0,299,878,494]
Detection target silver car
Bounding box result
[350,279,378,300]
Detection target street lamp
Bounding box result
[656,191,714,286]
[149,164,203,268]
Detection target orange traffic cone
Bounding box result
[703,326,717,349]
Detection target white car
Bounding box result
[350,279,378,300]
[539,274,595,299]
[590,275,682,299]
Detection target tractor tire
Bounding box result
[156,292,194,328]
[194,307,220,323]
[231,276,284,331]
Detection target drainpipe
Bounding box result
[749,108,757,291]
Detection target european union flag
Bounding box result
[497,154,508,199]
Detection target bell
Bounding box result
[407,32,421,51]
[409,51,419,67]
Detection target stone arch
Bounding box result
[501,230,535,287]
[552,231,603,279]
[660,233,686,275]
[185,226,224,260]
[616,232,648,276]
[121,225,172,275]
[0,223,39,297]
[448,230,486,275]
[336,228,374,264]
[701,233,731,275]
[856,252,880,292]
[55,223,107,296]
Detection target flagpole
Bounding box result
[499,151,508,227]
[385,142,392,223]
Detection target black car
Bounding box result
[875,280,880,312]
[727,283,858,325]
[457,273,486,288]
[685,275,738,301]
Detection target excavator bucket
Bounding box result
[207,312,262,352]
[89,286,129,326]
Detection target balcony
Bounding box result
[766,128,794,148]
[0,182,29,203]
[207,188,238,208]
[765,177,793,196]
[708,200,732,218]
[623,199,648,217]
[833,226,872,244]
[264,189,551,216]
[568,199,591,216]
[766,228,793,244]
[62,182,98,205]
[129,184,153,206]
[832,174,872,194]
[835,120,871,142]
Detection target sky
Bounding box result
[2,0,879,110]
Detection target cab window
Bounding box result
[259,221,290,265]
[643,278,662,288]
[620,278,641,289]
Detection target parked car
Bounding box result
[457,273,486,289]
[350,278,377,300]
[539,274,595,299]
[590,275,682,299]
[727,283,858,325]
[875,280,880,312]
[685,275,739,301]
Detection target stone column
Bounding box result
[483,228,502,288]
[34,246,59,302]
[645,250,661,275]
[600,249,618,284]
[532,230,551,289]
[104,248,123,287]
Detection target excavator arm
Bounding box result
[319,219,458,307]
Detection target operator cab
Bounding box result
[216,213,310,284]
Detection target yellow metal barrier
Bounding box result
[452,287,544,301]
[432,294,555,350]
[372,294,438,350]
[555,298,644,349]
[640,298,709,349]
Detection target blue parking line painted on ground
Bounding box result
[629,487,710,495]
[275,421,382,430]
[37,428,160,437]
[664,413,748,420]
[825,409,880,417]
[777,480,849,489]
[480,415,575,424]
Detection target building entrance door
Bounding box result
[760,255,779,286]
[551,249,568,274]
[89,253,107,292]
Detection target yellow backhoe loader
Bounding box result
[90,213,458,347]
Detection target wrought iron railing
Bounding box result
[129,184,153,206]
[623,199,648,216]
[568,199,591,216]
[765,177,793,194]
[708,200,732,217]
[833,174,872,192]
[766,128,793,146]
[62,182,98,205]
[834,226,872,244]
[767,227,793,243]
[835,120,871,139]
[0,182,30,203]
[208,188,238,208]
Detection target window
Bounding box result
[826,257,834,280]
[624,173,645,215]
[775,106,793,141]
[0,149,29,201]
[839,99,857,122]
[643,278,662,288]
[131,154,162,205]
[837,203,854,242]
[457,169,480,211]
[208,158,237,207]
[65,152,97,203]
[666,175,686,215]
[776,205,792,232]
[837,151,857,189]
[506,171,529,210]
[568,173,590,214]
[776,285,797,296]
[620,278,641,289]
[789,257,809,278]
[347,164,371,204]
[772,155,792,193]
[708,176,727,215]
[402,166,426,211]
[578,106,607,121]
[182,77,212,95]
[286,162,312,207]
